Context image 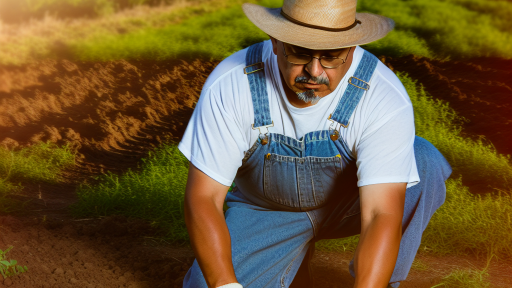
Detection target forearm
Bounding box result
[353,214,402,288]
[185,194,237,288]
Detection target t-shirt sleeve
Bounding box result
[355,78,419,188]
[178,86,247,187]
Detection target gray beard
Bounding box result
[296,89,320,104]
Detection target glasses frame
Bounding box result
[282,42,351,69]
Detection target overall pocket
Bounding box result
[263,154,343,210]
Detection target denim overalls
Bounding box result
[183,42,452,288]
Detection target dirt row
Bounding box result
[383,55,512,156]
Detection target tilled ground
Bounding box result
[0,56,511,287]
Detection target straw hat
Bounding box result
[242,0,395,50]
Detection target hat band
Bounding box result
[280,10,361,32]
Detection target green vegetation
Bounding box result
[432,266,491,288]
[0,0,255,65]
[421,178,512,259]
[360,0,512,59]
[70,0,512,61]
[4,0,512,65]
[70,0,273,61]
[0,142,75,213]
[72,144,190,242]
[0,247,28,278]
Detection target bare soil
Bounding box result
[382,55,512,156]
[0,56,511,287]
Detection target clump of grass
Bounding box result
[0,142,74,213]
[0,142,75,184]
[432,267,490,288]
[71,143,189,242]
[315,235,359,253]
[421,178,512,259]
[410,258,429,271]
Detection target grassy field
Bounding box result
[2,0,512,65]
[69,0,512,61]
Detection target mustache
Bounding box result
[295,72,330,86]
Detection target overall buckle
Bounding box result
[244,62,264,74]
[252,121,274,145]
[348,76,370,90]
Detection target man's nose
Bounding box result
[305,57,324,79]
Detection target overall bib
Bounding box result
[183,42,452,288]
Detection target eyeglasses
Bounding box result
[282,42,351,69]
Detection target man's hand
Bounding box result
[353,182,407,288]
[184,163,238,288]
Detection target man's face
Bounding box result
[270,37,353,106]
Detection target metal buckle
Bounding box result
[251,121,274,134]
[328,114,349,128]
[244,62,264,74]
[348,76,370,91]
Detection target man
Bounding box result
[178,0,452,287]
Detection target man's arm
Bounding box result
[184,163,238,288]
[353,182,407,288]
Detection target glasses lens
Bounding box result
[286,54,312,65]
[320,57,343,68]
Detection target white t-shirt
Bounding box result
[178,40,419,188]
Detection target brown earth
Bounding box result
[0,56,511,287]
[382,55,512,157]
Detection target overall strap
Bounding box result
[245,42,273,129]
[330,50,379,127]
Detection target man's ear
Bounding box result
[269,36,278,55]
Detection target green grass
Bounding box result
[68,0,512,61]
[71,143,190,242]
[432,266,491,288]
[4,0,512,65]
[70,0,273,61]
[0,0,256,65]
[359,0,512,59]
[421,178,512,259]
[0,142,75,213]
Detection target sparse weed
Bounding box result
[410,258,429,271]
[0,247,28,278]
[432,266,491,288]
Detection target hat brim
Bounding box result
[243,3,395,50]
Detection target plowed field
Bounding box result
[0,57,511,288]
